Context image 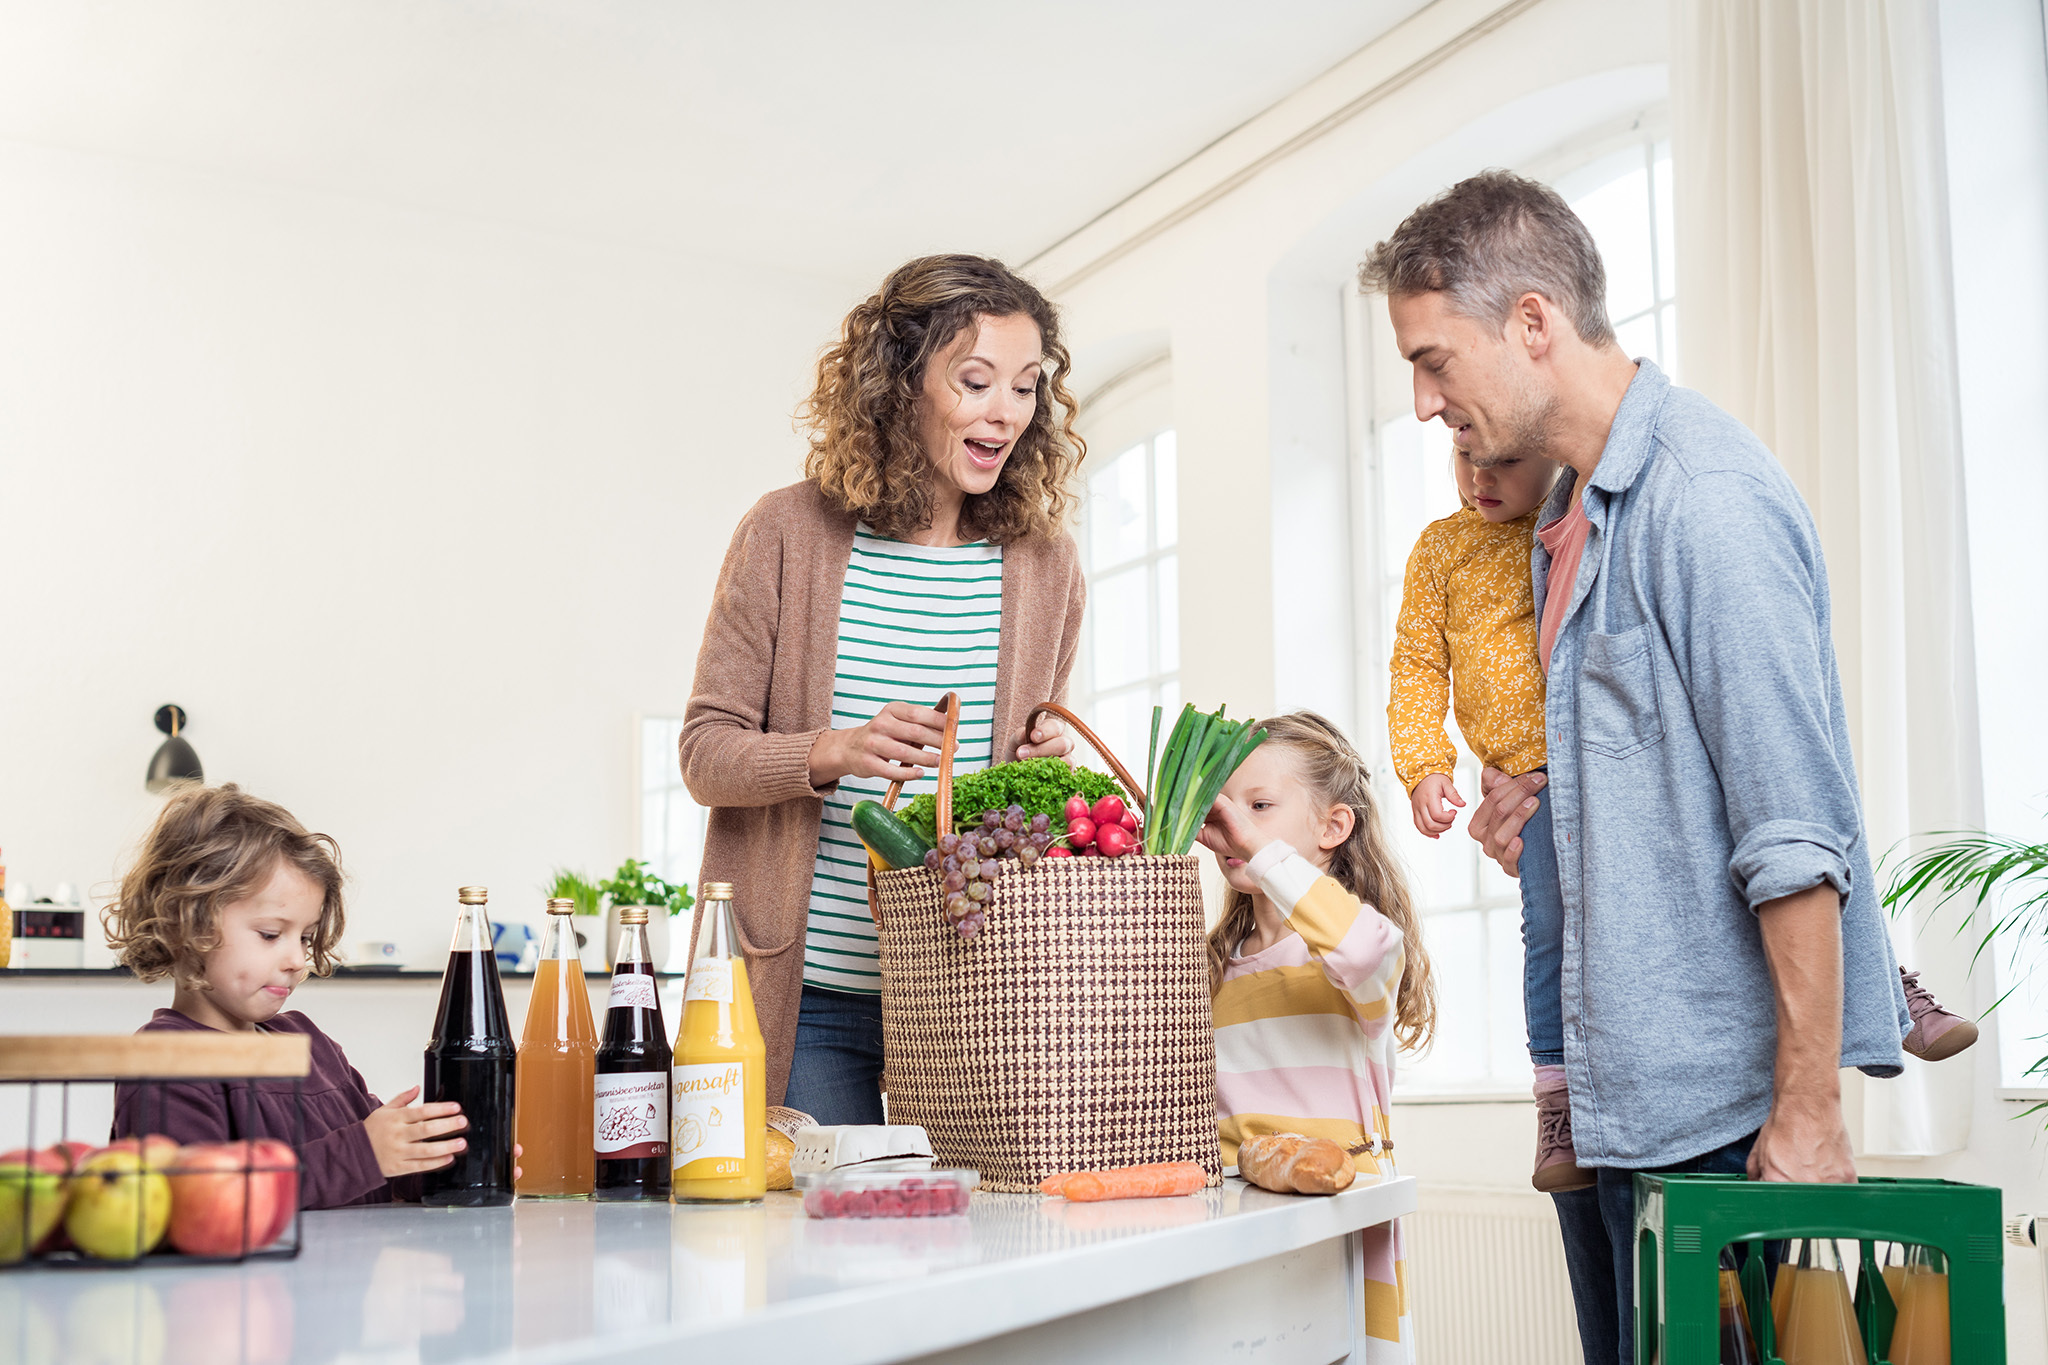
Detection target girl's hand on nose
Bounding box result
[1198,794,1270,864]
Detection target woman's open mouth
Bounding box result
[963,437,1007,470]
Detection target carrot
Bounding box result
[1038,1172,1074,1196]
[1052,1161,1208,1202]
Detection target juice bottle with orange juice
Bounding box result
[670,882,765,1203]
[515,897,597,1198]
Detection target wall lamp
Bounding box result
[146,704,204,793]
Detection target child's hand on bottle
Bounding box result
[365,1086,471,1178]
[1199,793,1272,864]
[1409,773,1464,838]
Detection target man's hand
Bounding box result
[365,1086,470,1178]
[1748,881,1855,1183]
[1409,773,1464,838]
[807,701,949,786]
[1466,769,1546,876]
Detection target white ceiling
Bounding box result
[0,0,1433,285]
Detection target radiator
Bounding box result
[1404,1185,1584,1365]
[2010,1213,2047,1358]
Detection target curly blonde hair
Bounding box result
[104,784,346,987]
[801,254,1085,544]
[1205,713,1438,1053]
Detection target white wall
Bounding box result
[0,135,852,964]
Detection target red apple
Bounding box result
[105,1135,181,1170]
[45,1140,96,1173]
[165,1140,299,1256]
[0,1147,69,1263]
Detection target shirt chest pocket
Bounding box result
[1578,624,1664,759]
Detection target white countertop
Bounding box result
[1,1176,1416,1364]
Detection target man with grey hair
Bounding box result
[1360,170,1909,1363]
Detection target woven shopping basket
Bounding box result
[868,696,1223,1193]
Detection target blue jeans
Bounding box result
[1552,1131,1759,1365]
[1518,772,1566,1066]
[783,984,885,1125]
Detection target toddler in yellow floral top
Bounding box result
[1388,447,1591,1192]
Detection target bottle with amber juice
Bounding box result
[421,886,518,1207]
[670,882,766,1203]
[594,906,671,1200]
[515,897,597,1198]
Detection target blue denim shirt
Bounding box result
[1535,360,1907,1169]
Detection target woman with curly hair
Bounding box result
[680,254,1089,1122]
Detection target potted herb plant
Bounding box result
[545,869,604,970]
[1884,822,2048,1112]
[597,859,694,971]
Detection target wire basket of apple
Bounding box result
[1,1035,305,1269]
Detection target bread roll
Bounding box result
[764,1105,816,1191]
[1236,1133,1356,1195]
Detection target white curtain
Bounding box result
[1671,0,1982,1156]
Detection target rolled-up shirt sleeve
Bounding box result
[1658,471,1862,911]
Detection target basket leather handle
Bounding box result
[1021,702,1148,811]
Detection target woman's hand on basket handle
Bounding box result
[1197,794,1274,866]
[807,701,949,786]
[1016,714,1073,760]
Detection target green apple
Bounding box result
[65,1149,171,1261]
[0,1148,68,1263]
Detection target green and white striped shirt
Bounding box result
[803,527,1002,994]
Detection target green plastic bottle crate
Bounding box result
[1632,1173,2004,1364]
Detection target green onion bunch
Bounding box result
[1142,704,1267,856]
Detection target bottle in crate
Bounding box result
[516,898,597,1198]
[1889,1243,1950,1365]
[595,907,671,1200]
[670,882,765,1203]
[422,886,518,1207]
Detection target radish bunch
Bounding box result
[1046,794,1140,860]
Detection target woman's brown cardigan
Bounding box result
[679,480,1086,1106]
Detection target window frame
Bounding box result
[1070,359,1180,770]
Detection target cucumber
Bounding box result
[850,800,934,871]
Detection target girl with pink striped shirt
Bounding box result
[1199,712,1437,1364]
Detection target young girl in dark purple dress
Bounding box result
[104,784,481,1207]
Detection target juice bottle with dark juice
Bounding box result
[515,898,596,1198]
[422,885,518,1207]
[594,906,671,1200]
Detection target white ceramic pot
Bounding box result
[600,905,671,971]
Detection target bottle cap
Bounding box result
[458,886,488,904]
[620,907,649,924]
[703,881,734,899]
[546,897,575,915]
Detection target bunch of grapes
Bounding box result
[921,803,1055,939]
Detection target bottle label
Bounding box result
[607,972,658,1012]
[594,1071,669,1158]
[684,959,733,1005]
[671,1062,746,1167]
